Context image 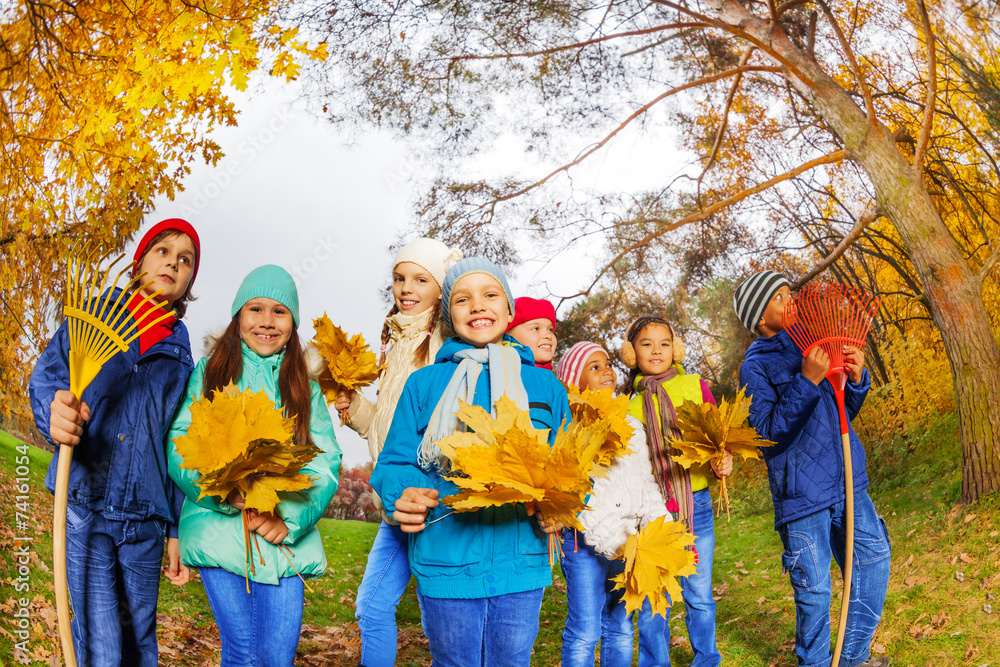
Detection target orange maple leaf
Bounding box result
[310,313,383,407]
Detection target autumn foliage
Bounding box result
[565,384,635,471]
[611,516,698,618]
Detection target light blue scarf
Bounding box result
[417,343,530,472]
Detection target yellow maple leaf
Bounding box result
[610,516,698,618]
[565,384,635,471]
[438,397,606,530]
[172,384,321,514]
[668,387,775,519]
[310,313,383,406]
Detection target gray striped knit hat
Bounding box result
[733,271,790,333]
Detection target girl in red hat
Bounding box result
[30,219,200,665]
[506,296,558,370]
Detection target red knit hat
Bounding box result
[506,296,557,332]
[133,218,201,284]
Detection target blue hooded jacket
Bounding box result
[29,289,192,534]
[370,336,570,599]
[739,329,871,529]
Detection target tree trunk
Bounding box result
[715,0,1000,501]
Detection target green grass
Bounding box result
[4,415,1000,666]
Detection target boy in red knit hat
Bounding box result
[506,296,558,369]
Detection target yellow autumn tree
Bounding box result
[0,0,326,416]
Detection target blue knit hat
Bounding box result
[231,265,300,325]
[441,257,515,331]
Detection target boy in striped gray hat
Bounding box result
[734,271,891,667]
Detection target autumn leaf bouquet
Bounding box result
[436,396,611,562]
[565,384,635,472]
[611,515,698,618]
[310,313,383,424]
[172,382,322,589]
[668,388,775,519]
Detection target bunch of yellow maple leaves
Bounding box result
[565,384,635,472]
[669,387,775,519]
[310,314,383,424]
[612,516,699,618]
[172,382,322,589]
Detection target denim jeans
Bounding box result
[64,503,165,667]
[420,588,545,667]
[200,567,304,666]
[355,522,412,667]
[777,490,891,667]
[636,488,721,667]
[560,529,632,667]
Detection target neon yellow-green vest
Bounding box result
[628,370,712,492]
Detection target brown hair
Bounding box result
[623,315,676,396]
[377,300,442,373]
[132,230,198,319]
[203,314,313,447]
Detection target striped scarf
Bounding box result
[417,343,529,473]
[638,369,695,531]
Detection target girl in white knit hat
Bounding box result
[334,237,463,667]
[554,341,668,667]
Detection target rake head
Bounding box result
[64,247,176,397]
[781,282,881,385]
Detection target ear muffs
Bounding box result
[620,341,637,369]
[621,335,686,369]
[673,337,686,364]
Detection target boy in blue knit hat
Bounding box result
[370,257,570,667]
[734,271,891,667]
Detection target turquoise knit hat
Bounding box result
[441,257,515,331]
[231,265,300,325]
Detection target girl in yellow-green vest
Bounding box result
[621,315,732,667]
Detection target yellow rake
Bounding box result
[54,249,175,667]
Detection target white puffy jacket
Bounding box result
[580,415,670,559]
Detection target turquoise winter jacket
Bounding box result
[167,342,342,584]
[370,336,571,599]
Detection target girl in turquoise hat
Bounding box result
[167,265,343,666]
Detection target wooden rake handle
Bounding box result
[53,444,78,667]
[830,394,854,667]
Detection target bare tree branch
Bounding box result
[816,0,877,123]
[792,205,881,288]
[913,0,937,172]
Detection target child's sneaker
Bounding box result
[856,657,891,666]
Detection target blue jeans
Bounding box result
[65,503,165,667]
[420,589,545,667]
[560,529,632,667]
[777,490,891,667]
[636,488,721,667]
[355,522,412,667]
[200,567,304,666]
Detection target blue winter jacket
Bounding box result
[370,336,571,599]
[30,289,192,535]
[739,329,871,529]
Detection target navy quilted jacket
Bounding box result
[30,289,192,535]
[739,329,871,529]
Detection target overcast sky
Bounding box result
[139,79,683,467]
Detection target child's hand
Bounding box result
[334,389,356,412]
[226,489,246,510]
[525,503,564,534]
[49,390,90,446]
[392,488,440,533]
[843,345,866,383]
[802,347,831,385]
[163,537,191,586]
[712,451,734,478]
[247,511,289,544]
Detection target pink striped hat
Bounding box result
[555,341,608,388]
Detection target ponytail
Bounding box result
[413,300,441,368]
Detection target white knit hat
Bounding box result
[393,238,464,288]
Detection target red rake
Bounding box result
[782,282,881,667]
